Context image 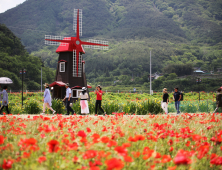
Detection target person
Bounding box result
[0,85,2,108]
[0,86,10,115]
[213,88,222,113]
[94,85,106,115]
[173,87,181,115]
[63,83,75,115]
[161,88,169,114]
[41,83,56,115]
[79,87,89,115]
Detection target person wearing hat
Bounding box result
[63,83,75,115]
[94,85,106,115]
[41,83,56,115]
[0,86,10,115]
[79,87,89,115]
[161,88,169,114]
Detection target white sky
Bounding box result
[0,0,26,13]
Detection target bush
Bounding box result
[24,99,41,114]
[11,104,24,114]
[45,99,66,114]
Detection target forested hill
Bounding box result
[0,0,222,89]
[0,24,54,90]
[0,0,222,51]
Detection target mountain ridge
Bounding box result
[0,0,222,90]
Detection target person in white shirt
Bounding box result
[79,87,89,115]
[41,83,56,115]
[63,83,75,115]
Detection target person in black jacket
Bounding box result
[173,87,181,115]
[213,88,222,113]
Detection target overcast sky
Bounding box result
[0,0,26,13]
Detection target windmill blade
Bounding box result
[45,35,71,46]
[83,39,109,50]
[73,9,82,37]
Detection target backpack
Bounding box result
[180,92,183,101]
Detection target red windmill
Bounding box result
[45,9,108,102]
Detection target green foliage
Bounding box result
[24,99,41,114]
[0,24,54,90]
[0,0,222,92]
[45,99,65,114]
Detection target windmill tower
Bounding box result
[45,9,108,102]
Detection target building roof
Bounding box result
[49,81,66,87]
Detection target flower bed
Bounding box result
[0,113,222,169]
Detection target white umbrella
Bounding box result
[0,77,13,84]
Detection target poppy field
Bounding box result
[1,113,222,169]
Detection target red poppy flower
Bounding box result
[83,150,97,159]
[132,151,140,158]
[124,155,133,162]
[134,135,145,141]
[107,140,117,147]
[101,136,110,143]
[38,156,47,163]
[72,156,78,163]
[105,158,124,170]
[161,155,171,163]
[0,135,6,145]
[47,140,60,153]
[173,150,192,165]
[86,127,91,133]
[114,146,128,156]
[77,130,87,138]
[2,159,13,169]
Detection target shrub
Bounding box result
[24,99,41,114]
[45,99,66,114]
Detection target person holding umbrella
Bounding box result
[41,83,56,115]
[0,86,10,115]
[0,85,2,108]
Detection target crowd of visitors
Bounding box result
[0,84,221,115]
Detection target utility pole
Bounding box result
[20,69,26,106]
[41,67,42,92]
[150,51,152,95]
[22,68,23,106]
[196,78,201,102]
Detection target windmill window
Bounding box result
[72,89,83,98]
[60,62,65,72]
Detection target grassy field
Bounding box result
[1,91,218,115]
[0,113,222,169]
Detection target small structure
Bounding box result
[217,68,222,72]
[45,9,108,102]
[194,70,204,74]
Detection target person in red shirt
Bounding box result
[94,85,106,115]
